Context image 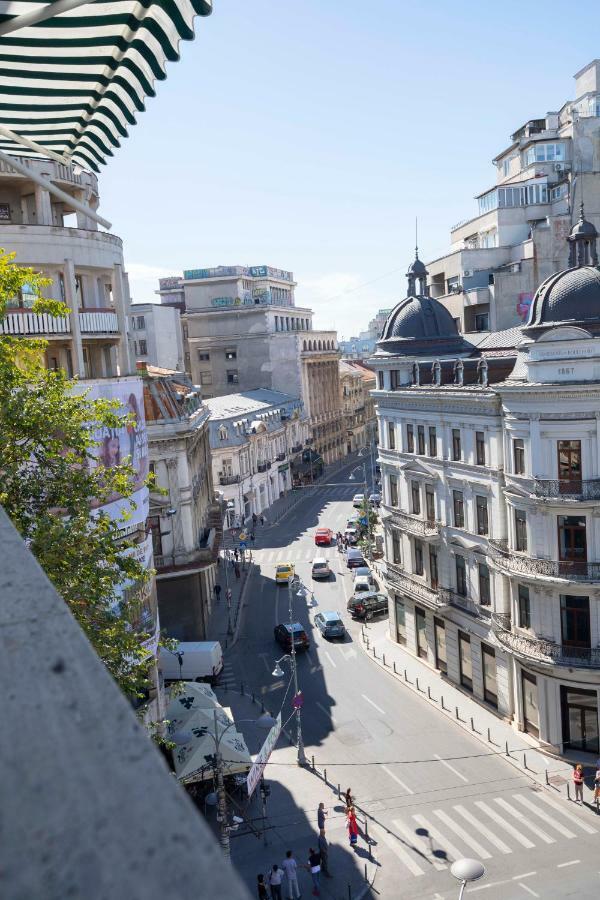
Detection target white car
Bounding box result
[368,492,381,507]
[353,575,373,596]
[352,493,365,508]
[352,565,372,581]
[311,557,331,579]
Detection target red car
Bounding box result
[315,527,334,546]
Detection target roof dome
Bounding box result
[407,256,427,276]
[570,217,598,238]
[381,294,459,341]
[525,266,600,329]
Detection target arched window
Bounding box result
[412,362,420,386]
[303,340,307,350]
[454,359,464,386]
[432,360,441,386]
[318,340,322,350]
[477,358,489,387]
[218,425,228,441]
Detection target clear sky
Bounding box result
[100,0,600,337]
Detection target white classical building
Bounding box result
[373,219,600,755]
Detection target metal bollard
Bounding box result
[393,661,397,674]
[261,700,265,713]
[487,727,491,743]
[404,668,408,681]
[324,768,327,784]
[440,695,445,710]
[348,885,352,900]
[364,864,368,882]
[427,686,431,700]
[312,754,315,770]
[252,692,255,705]
[241,681,244,696]
[470,717,475,731]
[505,741,509,757]
[373,647,377,658]
[383,653,386,667]
[545,769,549,785]
[523,753,527,770]
[567,782,571,801]
[455,706,459,720]
[338,783,341,799]
[365,819,369,841]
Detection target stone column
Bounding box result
[594,412,600,478]
[63,258,85,377]
[112,263,132,375]
[34,182,53,225]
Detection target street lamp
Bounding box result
[272,574,307,766]
[349,462,372,549]
[451,859,485,899]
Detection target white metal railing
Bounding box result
[0,311,70,335]
[79,311,119,333]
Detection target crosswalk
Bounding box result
[216,660,237,691]
[368,790,596,879]
[251,546,347,565]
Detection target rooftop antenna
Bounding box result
[415,217,419,259]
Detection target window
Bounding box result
[406,424,414,453]
[474,313,489,331]
[394,596,406,645]
[138,339,147,355]
[226,370,239,385]
[453,490,464,528]
[482,645,497,708]
[518,585,531,629]
[458,631,472,691]
[429,547,439,589]
[218,425,228,441]
[522,671,539,738]
[387,421,396,450]
[476,431,486,466]
[389,474,398,507]
[390,369,400,390]
[425,487,435,523]
[525,142,565,165]
[417,425,425,455]
[415,606,428,659]
[391,530,401,565]
[147,515,163,559]
[434,618,447,674]
[428,426,437,457]
[136,315,145,330]
[558,440,581,488]
[478,562,490,605]
[455,555,467,596]
[452,429,461,461]
[197,351,210,361]
[414,539,424,576]
[515,509,527,552]
[378,371,384,390]
[560,595,591,649]
[476,495,489,535]
[411,481,421,516]
[200,371,212,385]
[225,348,237,360]
[513,438,525,474]
[558,515,587,565]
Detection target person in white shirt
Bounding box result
[269,863,283,900]
[281,850,300,899]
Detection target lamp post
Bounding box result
[272,575,307,765]
[450,859,485,900]
[349,461,370,542]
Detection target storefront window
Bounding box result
[415,606,428,659]
[560,685,599,754]
[434,618,447,675]
[482,644,497,708]
[395,595,406,646]
[522,671,539,738]
[458,631,472,691]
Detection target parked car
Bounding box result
[368,492,381,507]
[352,565,373,581]
[346,548,366,569]
[275,563,295,584]
[311,557,331,579]
[315,527,334,546]
[344,527,359,545]
[352,493,365,508]
[347,592,389,621]
[314,611,345,640]
[353,574,378,595]
[274,622,310,651]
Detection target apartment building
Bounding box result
[339,360,377,454]
[130,304,184,371]
[428,59,600,335]
[373,221,600,754]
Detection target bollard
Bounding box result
[364,864,368,882]
[404,668,408,681]
[487,727,491,743]
[312,754,315,771]
[348,886,352,900]
[365,819,369,842]
[252,692,255,705]
[505,741,509,757]
[393,661,397,674]
[523,753,527,770]
[455,706,459,720]
[373,647,377,659]
[567,782,571,801]
[383,653,386,667]
[261,700,265,713]
[338,783,341,799]
[545,769,549,785]
[470,717,475,731]
[441,695,445,710]
[416,677,420,691]
[427,686,431,700]
[324,768,327,784]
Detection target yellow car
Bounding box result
[275,563,295,585]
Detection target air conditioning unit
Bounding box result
[463,269,473,277]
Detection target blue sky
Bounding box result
[100,0,600,337]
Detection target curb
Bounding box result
[225,562,254,651]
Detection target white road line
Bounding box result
[391,818,446,871]
[316,701,336,723]
[556,860,580,868]
[493,797,555,844]
[381,764,414,795]
[361,693,385,715]
[453,805,511,854]
[412,813,465,865]
[533,790,598,834]
[368,821,424,877]
[512,793,576,839]
[474,800,535,849]
[433,753,469,783]
[324,651,337,668]
[518,883,539,898]
[433,809,491,859]
[512,873,537,880]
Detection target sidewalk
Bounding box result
[205,549,253,651]
[359,616,600,810]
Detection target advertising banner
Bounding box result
[246,711,282,799]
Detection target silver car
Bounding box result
[314,611,346,640]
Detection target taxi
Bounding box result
[275,563,295,585]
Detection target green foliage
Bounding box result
[0,248,155,698]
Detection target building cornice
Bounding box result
[375,392,500,417]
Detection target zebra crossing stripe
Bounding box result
[412,814,465,865]
[511,794,576,839]
[433,809,491,859]
[453,805,511,854]
[369,821,425,877]
[474,801,535,849]
[493,797,555,844]
[532,791,598,835]
[391,818,447,870]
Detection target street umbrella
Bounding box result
[166,699,251,783]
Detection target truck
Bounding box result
[159,641,224,684]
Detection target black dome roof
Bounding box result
[407,257,427,276]
[378,292,472,356]
[525,266,600,329]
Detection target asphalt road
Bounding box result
[225,467,600,899]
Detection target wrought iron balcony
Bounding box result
[219,473,240,485]
[532,478,600,501]
[491,613,600,668]
[439,588,491,620]
[275,452,286,462]
[256,461,271,472]
[384,506,440,537]
[291,444,303,453]
[488,539,600,582]
[385,562,444,609]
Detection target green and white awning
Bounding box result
[0,0,212,172]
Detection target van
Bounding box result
[346,547,366,569]
[311,557,331,579]
[159,641,224,684]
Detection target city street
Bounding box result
[223,463,600,899]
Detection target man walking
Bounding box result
[281,850,300,899]
[317,802,327,835]
[213,583,222,602]
[306,847,321,897]
[317,833,331,878]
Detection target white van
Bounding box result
[159,641,223,684]
[312,557,332,579]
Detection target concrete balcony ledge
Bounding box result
[489,539,600,582]
[491,613,600,668]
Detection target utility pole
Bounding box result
[214,709,231,858]
[288,576,307,765]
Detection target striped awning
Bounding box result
[0,0,212,172]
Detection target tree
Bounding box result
[0,249,155,698]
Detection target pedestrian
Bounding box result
[574,763,585,803]
[252,512,258,527]
[317,832,331,878]
[250,531,255,543]
[213,583,221,602]
[344,787,354,811]
[306,847,321,896]
[317,802,327,835]
[260,514,265,526]
[268,864,283,900]
[257,873,268,900]
[234,562,241,579]
[347,806,359,848]
[594,765,600,803]
[281,851,300,899]
[234,547,239,561]
[226,587,232,606]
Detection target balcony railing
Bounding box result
[439,588,491,620]
[79,310,119,333]
[532,478,600,501]
[491,613,600,668]
[385,562,444,608]
[0,310,70,335]
[384,506,440,537]
[291,444,303,453]
[489,539,600,582]
[275,452,286,462]
[256,461,271,473]
[218,474,240,486]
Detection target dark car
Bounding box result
[314,611,346,640]
[346,548,366,569]
[274,622,310,651]
[347,591,389,621]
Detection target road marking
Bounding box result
[433,809,491,859]
[368,821,424,877]
[474,800,535,849]
[412,813,465,865]
[361,693,385,715]
[494,797,555,844]
[512,873,537,880]
[381,764,414,795]
[533,791,597,834]
[518,883,539,897]
[324,651,337,668]
[453,805,511,854]
[316,701,336,723]
[434,753,469,783]
[512,793,576,838]
[556,860,580,868]
[391,818,446,870]
[340,646,357,660]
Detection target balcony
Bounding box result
[439,588,491,621]
[256,461,271,473]
[218,473,240,486]
[275,452,286,462]
[291,444,303,453]
[463,286,491,307]
[532,478,600,501]
[491,613,600,668]
[489,539,600,582]
[79,309,119,334]
[385,562,444,609]
[383,506,440,537]
[154,530,218,572]
[0,308,120,337]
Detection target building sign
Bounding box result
[0,203,10,221]
[158,276,181,290]
[246,711,282,799]
[517,292,533,321]
[211,296,236,307]
[250,265,268,278]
